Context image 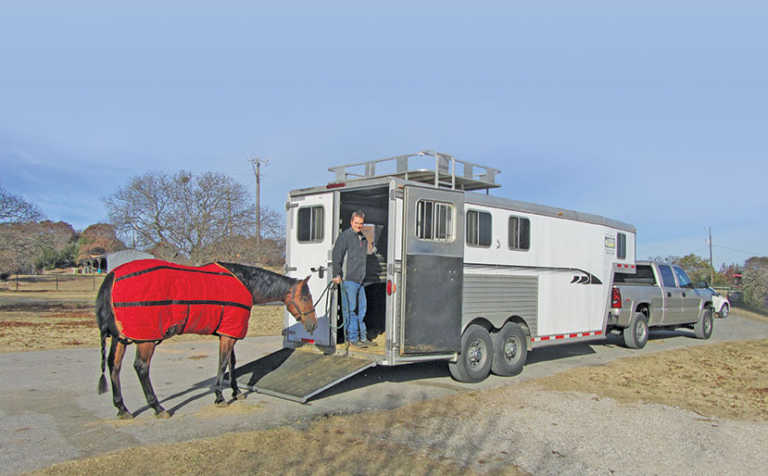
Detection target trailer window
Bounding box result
[508,216,530,250]
[297,206,324,242]
[416,200,454,242]
[617,233,627,259]
[466,210,491,247]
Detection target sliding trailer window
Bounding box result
[617,232,627,259]
[466,210,491,247]
[416,199,455,242]
[297,206,324,243]
[508,215,531,251]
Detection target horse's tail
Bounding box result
[95,272,115,395]
[98,330,108,394]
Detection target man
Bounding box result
[332,210,376,348]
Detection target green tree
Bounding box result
[742,257,768,311]
[673,254,715,286]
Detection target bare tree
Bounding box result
[0,185,44,223]
[104,171,261,263]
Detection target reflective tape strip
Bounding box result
[532,330,603,343]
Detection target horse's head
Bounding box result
[285,276,318,333]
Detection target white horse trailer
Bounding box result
[253,151,636,402]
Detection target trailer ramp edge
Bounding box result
[252,350,377,403]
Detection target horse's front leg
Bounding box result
[215,336,237,406]
[108,338,132,419]
[134,342,170,418]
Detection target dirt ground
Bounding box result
[4,285,768,475]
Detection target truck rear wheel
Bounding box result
[623,312,649,349]
[491,322,527,376]
[449,324,493,383]
[694,308,714,339]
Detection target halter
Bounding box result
[286,281,333,321]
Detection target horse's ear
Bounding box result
[303,275,311,284]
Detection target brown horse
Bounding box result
[95,260,317,418]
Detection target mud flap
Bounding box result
[244,349,376,403]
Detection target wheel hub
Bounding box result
[503,338,518,360]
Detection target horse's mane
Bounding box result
[217,262,298,302]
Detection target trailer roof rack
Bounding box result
[328,150,501,192]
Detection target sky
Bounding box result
[1,1,766,269]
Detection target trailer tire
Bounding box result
[449,324,493,383]
[622,312,649,349]
[491,322,527,377]
[694,308,714,339]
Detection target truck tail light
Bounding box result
[611,287,622,309]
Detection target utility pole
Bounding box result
[249,158,270,242]
[708,227,714,285]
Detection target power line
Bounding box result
[712,244,765,256]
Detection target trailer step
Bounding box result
[248,349,376,403]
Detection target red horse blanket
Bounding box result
[111,259,253,341]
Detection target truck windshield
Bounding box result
[673,266,693,288]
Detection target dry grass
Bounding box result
[534,339,768,421]
[0,288,285,353]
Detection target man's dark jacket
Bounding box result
[332,227,368,283]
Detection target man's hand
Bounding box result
[332,276,342,285]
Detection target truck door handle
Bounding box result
[311,266,326,279]
[682,292,686,297]
[667,292,672,297]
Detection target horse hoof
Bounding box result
[118,411,134,420]
[235,393,247,401]
[215,400,229,408]
[155,410,171,419]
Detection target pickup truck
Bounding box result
[607,261,714,349]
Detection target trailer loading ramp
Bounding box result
[246,348,376,403]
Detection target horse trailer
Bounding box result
[253,151,637,402]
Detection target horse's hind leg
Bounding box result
[229,343,245,401]
[134,342,170,418]
[108,338,133,419]
[215,336,237,406]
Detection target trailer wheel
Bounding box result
[694,308,714,339]
[449,324,493,383]
[491,322,527,377]
[622,312,649,349]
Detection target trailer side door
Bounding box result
[285,192,335,347]
[401,186,464,354]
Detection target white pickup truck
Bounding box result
[607,261,715,348]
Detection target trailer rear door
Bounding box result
[285,192,335,347]
[401,186,464,354]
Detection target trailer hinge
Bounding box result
[390,189,404,200]
[387,263,401,274]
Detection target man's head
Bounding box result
[350,210,365,233]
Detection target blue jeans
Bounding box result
[341,281,367,342]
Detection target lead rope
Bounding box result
[309,281,350,355]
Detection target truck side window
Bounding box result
[297,206,324,242]
[617,233,627,259]
[658,265,676,288]
[416,199,454,242]
[508,215,531,251]
[466,210,491,247]
[673,266,693,288]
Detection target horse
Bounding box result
[95,259,318,419]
